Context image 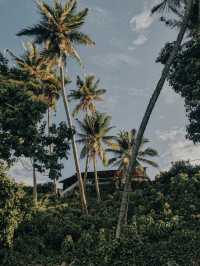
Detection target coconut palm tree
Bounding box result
[6,43,61,196]
[108,129,158,183]
[76,112,114,202]
[69,75,106,117]
[6,43,61,121]
[17,0,95,213]
[116,0,194,239]
[70,75,106,187]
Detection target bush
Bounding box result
[0,164,25,248]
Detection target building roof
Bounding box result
[60,169,149,187]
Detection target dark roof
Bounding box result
[60,169,149,186]
[60,170,117,185]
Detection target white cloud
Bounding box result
[133,34,148,46]
[158,127,200,165]
[156,127,185,142]
[9,159,47,186]
[170,140,200,163]
[130,10,154,33]
[129,0,158,49]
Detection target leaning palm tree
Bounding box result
[108,129,158,187]
[7,42,61,196]
[116,0,194,239]
[17,0,95,213]
[69,75,106,117]
[76,112,114,202]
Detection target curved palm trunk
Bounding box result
[33,160,37,207]
[198,0,200,25]
[115,0,193,239]
[60,65,88,214]
[93,156,101,202]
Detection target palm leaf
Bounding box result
[138,158,159,168]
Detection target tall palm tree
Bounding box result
[69,75,106,117]
[17,0,95,213]
[7,43,61,196]
[70,75,106,187]
[76,112,114,202]
[108,129,158,184]
[116,0,194,239]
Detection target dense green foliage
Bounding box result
[0,83,47,164]
[157,36,200,144]
[1,161,200,265]
[0,164,25,248]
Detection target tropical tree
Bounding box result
[116,0,194,238]
[6,43,62,195]
[17,0,95,213]
[6,42,61,131]
[69,75,106,117]
[76,112,114,202]
[108,129,158,185]
[69,75,106,186]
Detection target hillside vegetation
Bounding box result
[1,161,200,266]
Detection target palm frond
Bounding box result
[138,158,159,168]
[80,145,88,159]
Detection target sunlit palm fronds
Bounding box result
[69,75,106,116]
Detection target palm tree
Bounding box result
[76,112,114,202]
[116,0,194,239]
[69,75,106,117]
[108,129,158,186]
[6,43,61,129]
[70,75,106,187]
[17,0,95,213]
[6,43,61,196]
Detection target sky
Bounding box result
[1,0,200,185]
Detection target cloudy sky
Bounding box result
[1,0,200,185]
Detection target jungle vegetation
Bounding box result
[1,0,200,265]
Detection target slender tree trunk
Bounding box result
[48,104,57,195]
[53,178,57,195]
[47,106,51,140]
[93,157,101,202]
[124,180,132,225]
[84,152,89,190]
[33,160,37,207]
[60,64,88,214]
[115,0,193,239]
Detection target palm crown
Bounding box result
[69,75,106,116]
[108,129,159,172]
[17,0,95,63]
[7,43,61,107]
[76,112,114,165]
[152,0,199,35]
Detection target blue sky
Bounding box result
[1,0,200,184]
